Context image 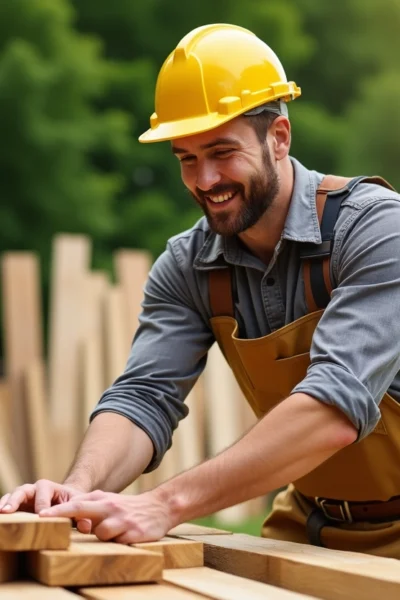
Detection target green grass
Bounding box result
[191,513,267,536]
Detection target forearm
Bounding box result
[160,393,358,523]
[64,413,154,493]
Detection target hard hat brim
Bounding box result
[138,112,238,144]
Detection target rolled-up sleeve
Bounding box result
[293,197,400,439]
[90,245,214,471]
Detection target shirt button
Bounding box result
[266,277,275,286]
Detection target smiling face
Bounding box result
[171,116,280,236]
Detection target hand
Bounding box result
[39,489,176,544]
[0,480,92,533]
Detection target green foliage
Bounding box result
[1,0,400,278]
[339,70,400,187]
[0,0,131,279]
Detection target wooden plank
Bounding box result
[103,285,129,387]
[103,284,139,495]
[0,582,81,598]
[0,551,18,583]
[80,582,206,599]
[240,393,267,517]
[164,567,317,599]
[48,234,91,481]
[174,532,400,600]
[114,249,152,349]
[203,344,251,524]
[173,383,206,472]
[0,401,22,493]
[0,379,22,493]
[23,359,52,479]
[0,512,70,551]
[79,272,109,434]
[135,537,204,568]
[69,531,203,569]
[168,523,232,536]
[28,542,163,586]
[1,252,44,481]
[70,531,99,543]
[0,379,12,446]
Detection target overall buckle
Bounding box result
[315,497,353,523]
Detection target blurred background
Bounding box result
[0,0,400,535]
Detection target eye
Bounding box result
[214,149,233,158]
[180,155,196,164]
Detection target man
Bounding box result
[2,24,400,557]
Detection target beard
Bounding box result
[191,145,280,236]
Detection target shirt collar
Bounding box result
[194,157,324,270]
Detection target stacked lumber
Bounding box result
[0,234,266,523]
[1,517,399,599]
[0,516,313,598]
[171,529,400,600]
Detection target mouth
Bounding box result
[205,190,238,208]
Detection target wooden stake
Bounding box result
[103,284,139,495]
[114,249,152,350]
[48,235,91,481]
[78,272,109,436]
[203,344,251,523]
[23,359,52,480]
[1,252,44,481]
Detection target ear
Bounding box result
[269,116,291,160]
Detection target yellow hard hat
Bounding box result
[139,23,301,144]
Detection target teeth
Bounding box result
[208,191,235,203]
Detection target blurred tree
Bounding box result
[0,0,131,277]
[339,70,400,188]
[70,0,314,256]
[291,0,400,178]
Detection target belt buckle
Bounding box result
[315,497,353,523]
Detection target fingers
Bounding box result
[34,480,61,513]
[93,518,125,542]
[39,500,110,521]
[0,494,10,511]
[76,518,92,534]
[0,485,36,513]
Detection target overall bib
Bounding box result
[208,175,400,558]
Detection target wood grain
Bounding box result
[0,551,18,583]
[175,532,400,600]
[0,401,22,493]
[48,235,91,481]
[80,582,206,599]
[202,344,252,523]
[0,581,80,598]
[69,531,203,569]
[24,359,51,479]
[0,513,70,551]
[1,252,44,481]
[164,566,316,599]
[135,537,204,568]
[113,249,152,349]
[28,542,163,586]
[79,271,109,436]
[168,523,232,536]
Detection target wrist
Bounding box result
[154,481,189,528]
[63,476,93,493]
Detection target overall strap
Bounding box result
[208,268,234,317]
[301,175,395,313]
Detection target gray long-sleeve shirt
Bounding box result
[91,157,400,471]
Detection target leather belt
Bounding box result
[300,493,400,523]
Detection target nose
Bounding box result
[195,159,222,191]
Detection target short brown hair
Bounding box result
[242,111,278,144]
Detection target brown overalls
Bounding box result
[208,175,400,558]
